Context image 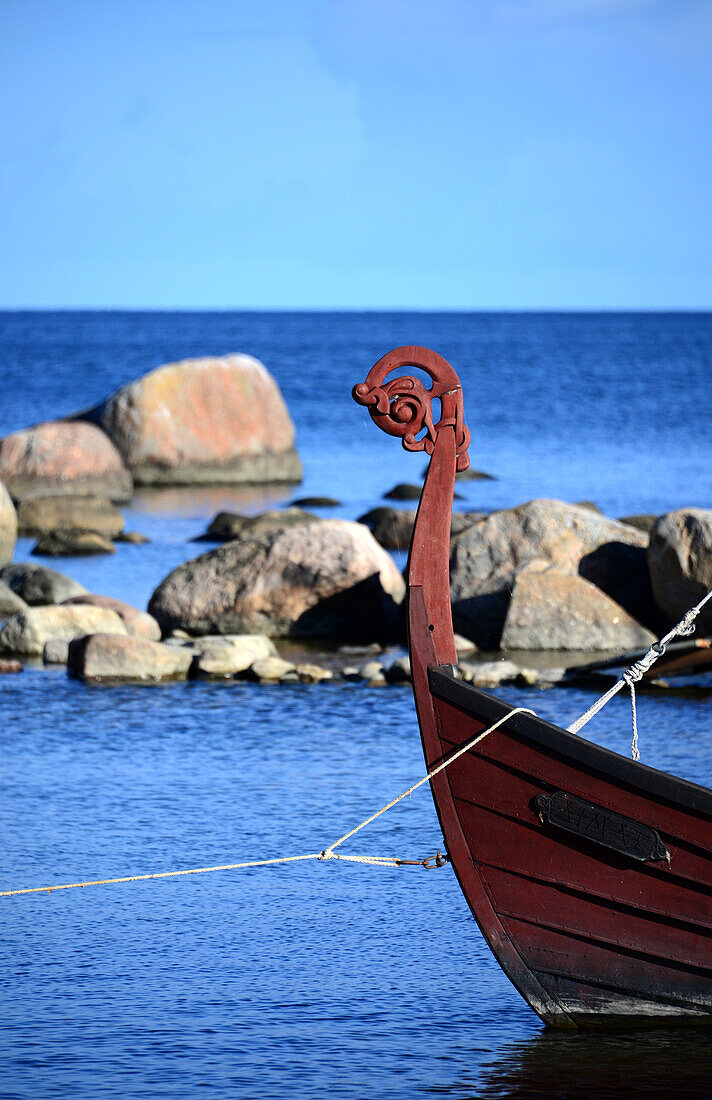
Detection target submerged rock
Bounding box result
[450,499,650,649]
[87,354,302,486]
[61,596,162,641]
[0,563,88,606]
[358,507,416,551]
[67,633,193,683]
[149,519,405,643]
[0,605,126,656]
[247,656,296,682]
[0,421,132,501]
[0,482,17,567]
[290,496,341,508]
[191,634,277,677]
[384,483,422,501]
[500,565,656,651]
[648,509,712,634]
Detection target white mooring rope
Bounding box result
[567,587,712,759]
[1,707,535,898]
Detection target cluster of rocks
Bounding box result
[0,354,302,564]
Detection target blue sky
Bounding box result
[1,0,710,309]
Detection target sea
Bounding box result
[1,311,711,1099]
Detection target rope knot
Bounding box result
[318,849,334,862]
[677,610,698,637]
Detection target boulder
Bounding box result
[0,421,131,501]
[87,354,302,486]
[458,659,522,687]
[0,605,127,656]
[67,633,192,683]
[17,495,124,538]
[115,530,150,544]
[357,659,384,680]
[648,509,712,633]
[295,663,333,683]
[43,639,70,664]
[195,508,319,543]
[32,530,116,557]
[61,595,162,641]
[384,656,411,684]
[620,514,658,534]
[0,580,27,618]
[450,499,650,649]
[501,565,656,651]
[0,563,88,605]
[149,519,405,643]
[0,481,17,566]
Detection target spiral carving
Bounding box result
[352,346,470,471]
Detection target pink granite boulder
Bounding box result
[61,595,161,640]
[91,354,302,486]
[0,421,132,502]
[0,481,17,567]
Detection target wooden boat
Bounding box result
[353,346,712,1029]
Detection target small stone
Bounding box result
[43,639,70,665]
[358,659,384,680]
[358,507,415,552]
[290,497,341,508]
[385,656,411,684]
[340,666,361,681]
[296,663,333,683]
[453,633,478,655]
[0,658,22,674]
[455,467,496,482]
[169,629,193,640]
[248,656,296,681]
[458,659,521,687]
[17,495,125,538]
[115,530,150,544]
[32,530,116,556]
[279,669,300,683]
[366,674,388,687]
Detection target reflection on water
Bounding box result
[470,1029,712,1100]
[130,483,292,518]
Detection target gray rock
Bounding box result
[43,639,70,664]
[384,483,421,501]
[619,514,658,534]
[0,605,127,656]
[450,511,486,538]
[295,663,333,683]
[457,659,521,687]
[0,481,17,567]
[290,497,341,508]
[357,659,384,680]
[195,507,319,543]
[648,509,712,633]
[67,633,193,683]
[248,656,296,681]
[193,634,277,677]
[149,519,405,643]
[0,563,88,606]
[61,596,162,641]
[31,530,116,557]
[340,666,361,681]
[501,566,656,651]
[358,507,416,551]
[0,580,28,618]
[17,494,125,538]
[453,633,478,655]
[450,499,650,648]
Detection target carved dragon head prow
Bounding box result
[352,345,471,471]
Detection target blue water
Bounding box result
[2,312,712,1098]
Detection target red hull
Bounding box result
[354,346,712,1028]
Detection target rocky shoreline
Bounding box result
[1,353,711,691]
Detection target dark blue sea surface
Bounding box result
[1,313,712,1098]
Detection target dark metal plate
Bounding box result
[533,790,670,864]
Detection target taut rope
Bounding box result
[567,588,712,758]
[1,708,534,898]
